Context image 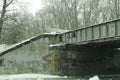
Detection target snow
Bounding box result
[89,76,100,80]
[0,44,10,52]
[10,37,32,47]
[46,28,69,33]
[0,32,63,54]
[49,43,62,47]
[49,43,66,47]
[0,32,62,55]
[0,74,67,79]
[43,32,61,35]
[0,74,101,80]
[0,36,35,54]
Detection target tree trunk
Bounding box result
[0,0,14,37]
[74,0,78,28]
[0,0,7,37]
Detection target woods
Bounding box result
[0,0,14,37]
[0,0,120,44]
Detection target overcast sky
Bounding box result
[20,0,43,13]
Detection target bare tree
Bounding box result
[0,0,14,37]
[38,0,80,30]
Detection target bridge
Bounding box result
[60,18,120,47]
[0,18,120,76]
[47,18,120,76]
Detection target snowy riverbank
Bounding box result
[0,74,67,80]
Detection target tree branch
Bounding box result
[5,0,14,8]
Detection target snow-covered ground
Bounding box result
[0,74,101,80]
[89,76,99,80]
[0,74,67,80]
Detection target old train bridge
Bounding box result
[0,18,120,76]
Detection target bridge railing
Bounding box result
[62,19,120,44]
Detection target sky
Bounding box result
[20,0,43,13]
[0,0,44,14]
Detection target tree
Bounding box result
[0,0,14,37]
[37,0,80,30]
[2,27,24,44]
